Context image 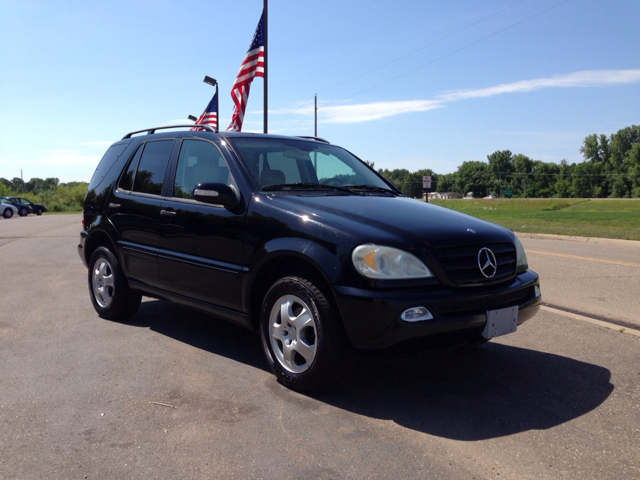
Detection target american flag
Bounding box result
[226,12,265,132]
[191,92,218,131]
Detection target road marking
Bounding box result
[527,250,640,268]
[541,305,640,337]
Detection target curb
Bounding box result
[514,232,640,246]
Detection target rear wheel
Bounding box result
[260,276,353,392]
[88,246,141,320]
[2,208,12,219]
[18,207,28,217]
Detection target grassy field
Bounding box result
[428,199,640,240]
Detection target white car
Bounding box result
[1,198,18,218]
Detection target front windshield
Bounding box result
[228,137,394,191]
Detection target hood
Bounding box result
[267,194,514,249]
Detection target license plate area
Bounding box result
[482,306,518,339]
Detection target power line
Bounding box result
[315,0,529,96]
[331,0,572,104]
[282,0,571,134]
[272,0,529,131]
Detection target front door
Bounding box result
[157,138,246,311]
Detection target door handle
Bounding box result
[108,203,121,209]
[160,209,176,216]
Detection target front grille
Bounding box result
[431,287,532,316]
[436,242,516,285]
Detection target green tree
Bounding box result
[455,161,489,198]
[580,133,611,164]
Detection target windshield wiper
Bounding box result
[262,183,359,194]
[343,184,399,195]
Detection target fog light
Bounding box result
[401,307,433,322]
[534,285,541,298]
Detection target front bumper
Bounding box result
[333,270,541,350]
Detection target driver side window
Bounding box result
[173,139,230,199]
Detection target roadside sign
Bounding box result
[502,189,513,196]
[422,175,432,189]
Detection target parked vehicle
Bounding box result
[2,197,47,216]
[1,198,18,218]
[78,125,541,392]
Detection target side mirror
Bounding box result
[193,183,239,209]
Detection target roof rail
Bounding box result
[122,124,215,140]
[296,136,330,144]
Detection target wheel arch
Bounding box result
[247,244,342,331]
[84,229,118,267]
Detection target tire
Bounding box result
[88,246,142,320]
[18,207,29,217]
[260,276,353,393]
[36,208,43,215]
[2,208,12,219]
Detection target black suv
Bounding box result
[78,125,541,392]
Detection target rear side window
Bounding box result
[88,143,128,190]
[118,140,173,195]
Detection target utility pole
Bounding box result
[314,94,317,137]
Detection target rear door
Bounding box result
[157,138,246,311]
[109,138,175,288]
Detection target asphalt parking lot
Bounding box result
[1,214,639,479]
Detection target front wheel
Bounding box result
[88,246,141,320]
[260,276,353,393]
[36,208,43,215]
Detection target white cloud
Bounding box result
[313,69,640,124]
[438,69,640,102]
[321,99,443,124]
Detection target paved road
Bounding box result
[1,215,639,479]
[519,234,640,329]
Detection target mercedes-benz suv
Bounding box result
[78,125,541,392]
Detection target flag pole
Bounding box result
[215,82,219,132]
[263,0,268,134]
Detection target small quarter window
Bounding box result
[88,143,128,191]
[118,145,142,192]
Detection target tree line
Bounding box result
[0,177,88,212]
[378,125,640,198]
[2,125,638,210]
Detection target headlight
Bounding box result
[352,244,433,279]
[514,235,528,268]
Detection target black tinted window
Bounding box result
[118,145,143,192]
[132,140,173,196]
[88,143,128,190]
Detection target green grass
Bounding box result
[428,199,640,240]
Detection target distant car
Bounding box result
[2,197,47,216]
[1,198,18,218]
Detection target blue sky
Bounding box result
[1,0,639,183]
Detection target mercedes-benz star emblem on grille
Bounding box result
[477,247,497,278]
